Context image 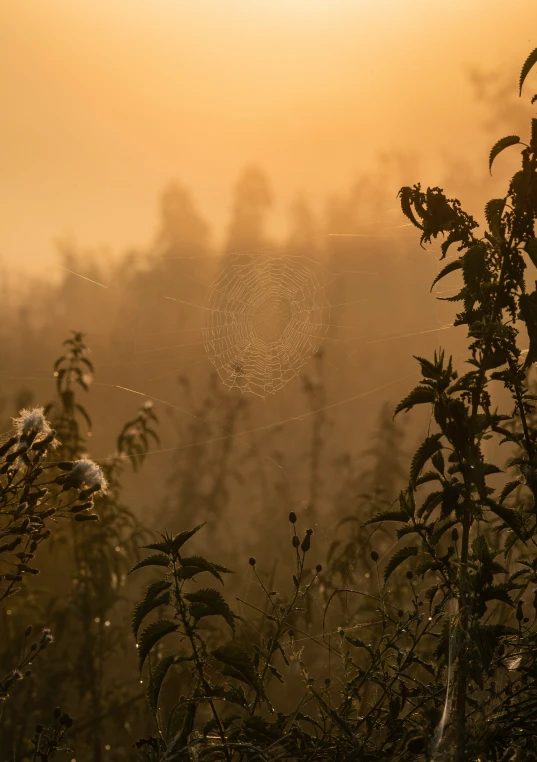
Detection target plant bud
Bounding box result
[451,527,459,542]
[248,557,256,567]
[370,550,379,562]
[288,511,297,524]
[300,529,313,552]
[517,600,524,621]
[70,502,93,513]
[292,536,300,548]
[406,570,414,580]
[35,724,43,734]
[74,513,99,522]
[60,713,73,728]
[315,564,322,573]
[25,625,33,637]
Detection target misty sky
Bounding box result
[1,0,536,274]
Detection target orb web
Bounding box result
[202,253,330,397]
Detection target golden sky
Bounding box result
[1,0,536,273]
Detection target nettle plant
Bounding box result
[372,48,537,760]
[129,48,537,762]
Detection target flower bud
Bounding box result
[370,550,379,562]
[288,511,297,524]
[248,557,256,567]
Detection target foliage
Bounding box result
[2,42,537,762]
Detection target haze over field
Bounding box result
[1,0,536,273]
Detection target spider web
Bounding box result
[202,253,330,397]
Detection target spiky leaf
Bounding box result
[185,588,237,631]
[384,546,418,583]
[488,136,520,174]
[499,480,521,504]
[430,258,463,292]
[176,555,233,585]
[212,642,259,690]
[410,434,442,487]
[138,620,178,671]
[395,386,435,416]
[171,523,205,554]
[365,510,408,526]
[520,46,537,94]
[132,580,172,639]
[129,554,170,575]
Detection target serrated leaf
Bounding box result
[171,523,205,554]
[143,541,172,553]
[488,502,525,540]
[212,642,259,690]
[176,555,233,585]
[394,386,435,416]
[520,46,537,94]
[472,534,491,563]
[499,480,521,504]
[163,700,197,759]
[410,434,442,487]
[185,588,237,631]
[133,580,172,639]
[129,554,170,575]
[430,258,463,292]
[384,546,418,583]
[398,186,423,230]
[138,620,178,671]
[488,136,520,174]
[484,199,506,239]
[364,510,408,526]
[146,654,176,719]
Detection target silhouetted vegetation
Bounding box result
[1,46,537,762]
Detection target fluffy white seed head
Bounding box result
[13,407,53,442]
[69,458,108,495]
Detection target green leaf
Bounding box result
[132,580,172,639]
[520,46,537,94]
[212,642,259,690]
[176,555,233,585]
[430,258,462,292]
[410,434,442,487]
[394,386,435,416]
[488,136,520,174]
[185,588,238,631]
[129,554,170,575]
[384,546,418,583]
[138,620,178,672]
[171,523,205,554]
